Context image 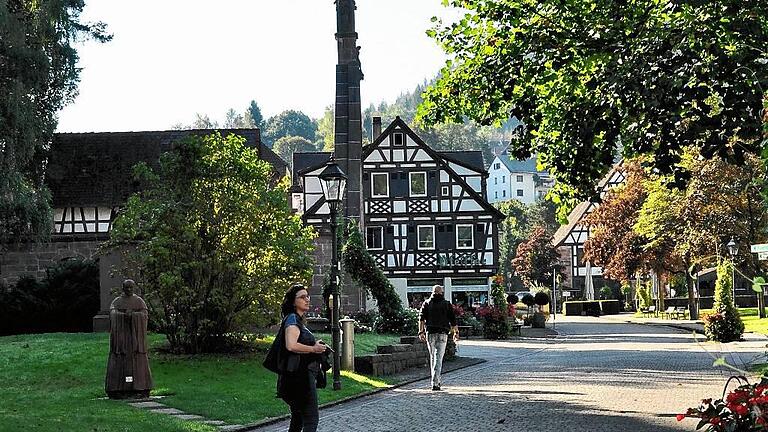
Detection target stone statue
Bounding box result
[105,279,153,399]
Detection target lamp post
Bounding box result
[728,237,738,307]
[319,158,347,391]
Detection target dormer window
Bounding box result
[393,132,405,146]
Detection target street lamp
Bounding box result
[319,158,347,391]
[728,237,738,307]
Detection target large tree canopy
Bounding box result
[263,110,317,147]
[418,0,768,206]
[0,0,110,243]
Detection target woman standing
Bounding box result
[278,284,328,432]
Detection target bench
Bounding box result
[675,307,688,320]
[457,325,473,338]
[642,305,657,318]
[510,323,523,336]
[663,306,677,319]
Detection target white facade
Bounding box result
[486,155,553,204]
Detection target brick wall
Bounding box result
[1,240,103,287]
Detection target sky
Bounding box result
[56,1,462,133]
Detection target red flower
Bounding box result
[734,404,749,416]
[676,414,686,422]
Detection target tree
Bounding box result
[263,110,317,146]
[1,0,110,246]
[107,133,316,353]
[192,113,219,129]
[272,136,316,171]
[316,106,335,151]
[418,0,768,208]
[511,226,561,288]
[247,100,264,129]
[223,109,246,128]
[584,162,648,284]
[704,260,744,342]
[496,200,529,290]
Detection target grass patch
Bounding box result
[1,332,403,430]
[314,332,401,355]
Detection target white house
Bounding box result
[486,153,554,204]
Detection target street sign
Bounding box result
[760,252,768,261]
[751,244,768,253]
[562,291,572,298]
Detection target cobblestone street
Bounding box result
[255,316,768,432]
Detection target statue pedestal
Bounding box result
[93,312,110,332]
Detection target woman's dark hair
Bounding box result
[281,283,307,318]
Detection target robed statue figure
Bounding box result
[105,279,153,399]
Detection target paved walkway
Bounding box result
[253,316,768,432]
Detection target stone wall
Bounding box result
[355,337,429,376]
[0,239,103,287]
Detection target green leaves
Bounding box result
[420,0,768,205]
[107,133,315,353]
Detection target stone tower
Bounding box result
[334,0,363,227]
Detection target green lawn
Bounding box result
[1,332,400,431]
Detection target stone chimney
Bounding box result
[372,116,382,141]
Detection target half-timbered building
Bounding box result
[552,163,626,298]
[293,117,504,309]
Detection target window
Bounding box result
[494,191,498,199]
[516,175,524,182]
[516,189,524,197]
[409,172,427,197]
[494,177,498,185]
[393,132,405,146]
[502,176,506,183]
[456,224,474,249]
[366,226,383,250]
[494,162,500,169]
[371,173,389,197]
[417,226,435,250]
[503,190,506,197]
[441,185,450,196]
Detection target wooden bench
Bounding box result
[675,307,688,320]
[663,306,677,319]
[510,323,523,336]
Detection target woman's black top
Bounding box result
[278,313,318,402]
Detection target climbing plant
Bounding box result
[341,221,403,326]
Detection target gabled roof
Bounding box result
[46,129,286,207]
[363,117,504,220]
[494,153,543,174]
[293,152,333,181]
[441,151,486,174]
[552,163,625,247]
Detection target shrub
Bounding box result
[476,305,509,339]
[506,293,519,305]
[374,308,419,335]
[704,260,744,342]
[599,286,612,300]
[351,309,379,326]
[637,281,653,309]
[534,291,550,307]
[0,259,99,335]
[521,293,535,307]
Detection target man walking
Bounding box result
[419,285,458,391]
